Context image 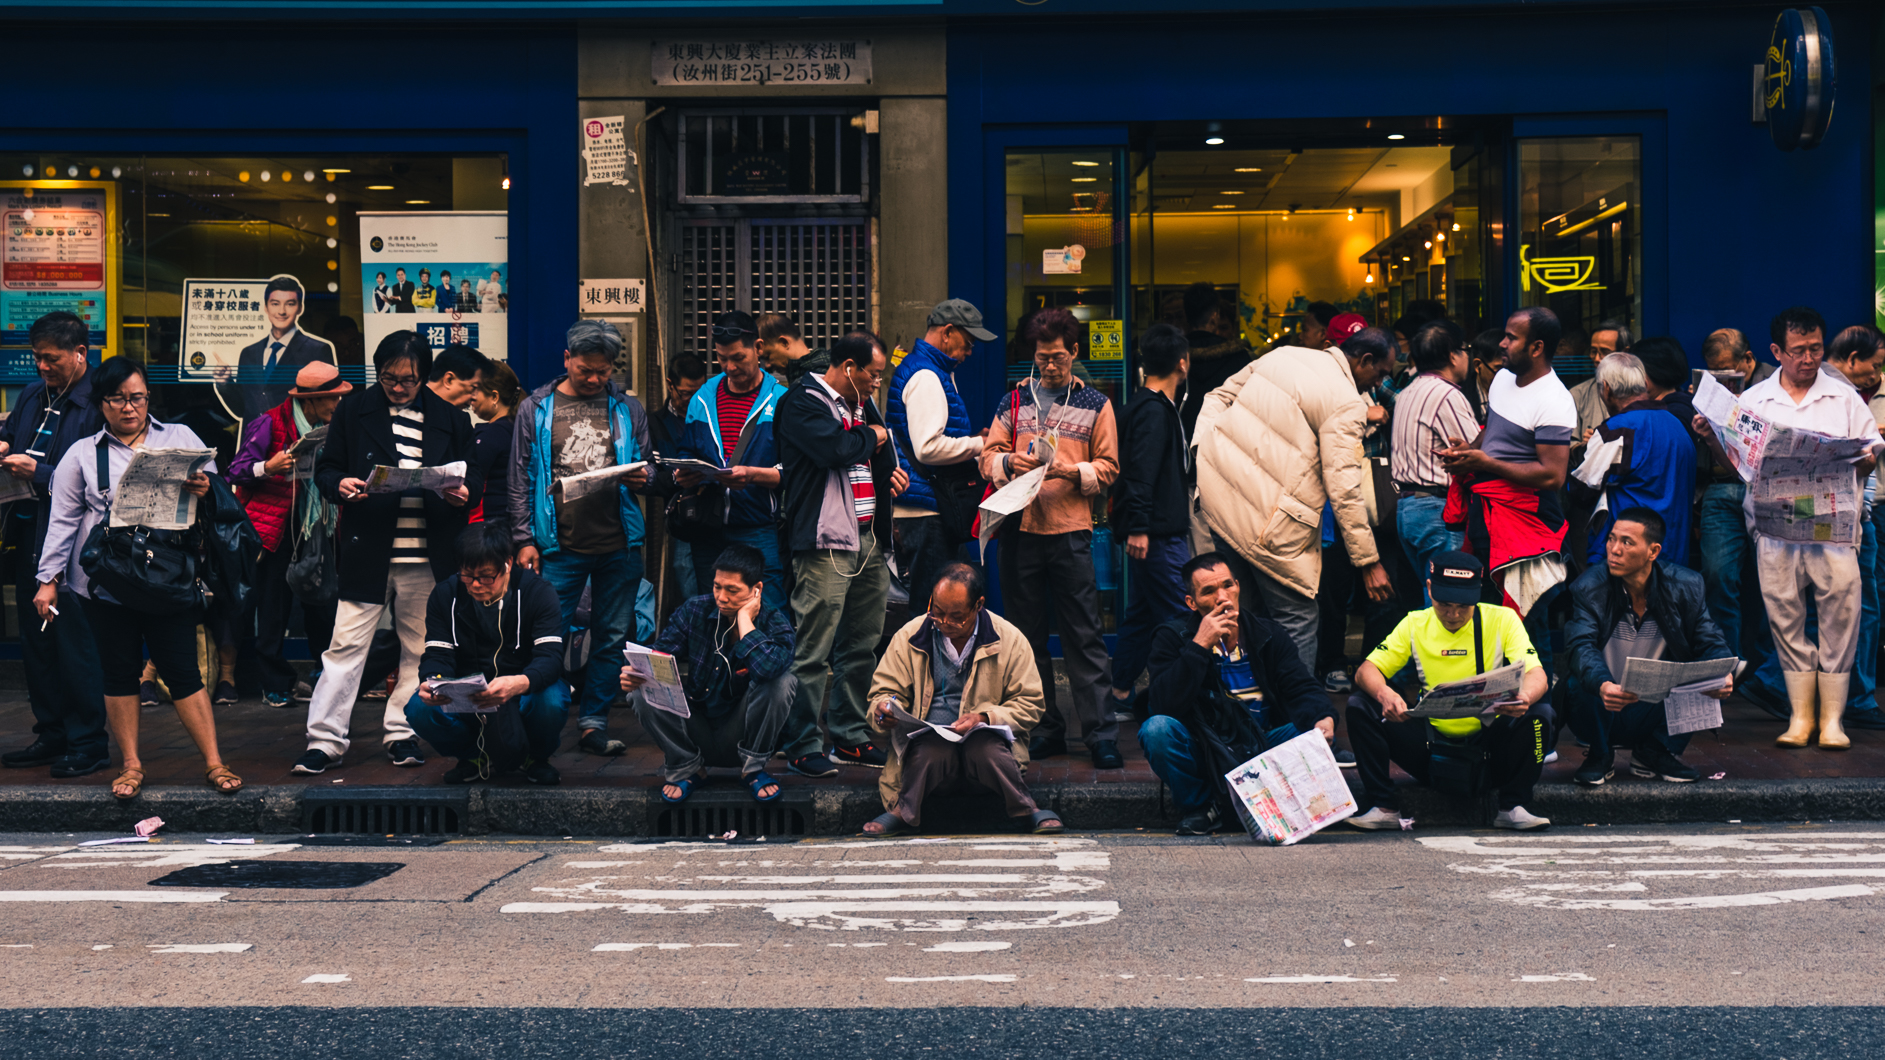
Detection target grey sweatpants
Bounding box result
[634,674,798,782]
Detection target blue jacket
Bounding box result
[678,371,787,531]
[1583,403,1696,569]
[508,377,649,556]
[885,340,971,513]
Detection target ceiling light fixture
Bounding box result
[1387,133,1405,140]
[1452,222,1461,232]
[1072,177,1097,183]
[111,166,122,178]
[1233,167,1262,173]
[1072,161,1100,167]
[1436,232,1445,242]
[325,192,337,204]
[1212,204,1236,209]
[1205,136,1225,145]
[1219,190,1244,195]
[1365,271,1375,283]
[367,185,394,190]
[238,171,251,182]
[501,176,510,191]
[405,199,431,204]
[260,170,272,182]
[1402,256,1412,261]
[322,168,352,174]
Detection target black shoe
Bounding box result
[139,681,163,709]
[1630,745,1700,783]
[49,752,110,778]
[263,691,292,709]
[1335,749,1357,769]
[1029,735,1068,760]
[386,739,425,767]
[524,761,561,786]
[212,680,238,706]
[1574,749,1616,787]
[833,742,888,769]
[578,730,627,756]
[1089,739,1123,770]
[292,749,339,775]
[442,758,489,784]
[788,752,840,778]
[1,740,65,769]
[1176,806,1222,836]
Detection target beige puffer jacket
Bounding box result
[1192,345,1377,598]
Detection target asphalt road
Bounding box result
[1,823,1881,1057]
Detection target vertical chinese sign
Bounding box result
[358,211,509,368]
[1,181,120,384]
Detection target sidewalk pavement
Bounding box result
[0,666,1880,836]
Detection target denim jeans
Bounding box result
[1110,534,1191,693]
[1396,494,1462,606]
[539,546,644,734]
[1851,512,1879,706]
[1562,672,1689,759]
[1139,714,1300,812]
[693,525,787,614]
[405,684,569,763]
[1698,482,1750,658]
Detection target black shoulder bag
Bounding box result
[78,439,206,616]
[1426,606,1491,799]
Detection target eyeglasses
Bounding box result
[102,394,149,409]
[1034,351,1075,364]
[381,374,420,388]
[927,606,980,627]
[712,325,757,342]
[461,568,507,586]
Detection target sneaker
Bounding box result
[523,761,561,786]
[1543,750,1559,764]
[292,749,339,775]
[293,679,315,703]
[788,752,840,778]
[1322,669,1353,693]
[442,758,489,784]
[49,752,110,778]
[139,682,163,710]
[1574,750,1615,787]
[833,742,888,769]
[1630,745,1700,783]
[1493,806,1551,830]
[2,739,65,769]
[1175,806,1222,836]
[363,676,392,701]
[385,739,425,767]
[1335,749,1357,769]
[212,680,238,706]
[578,730,627,757]
[263,692,293,709]
[1346,806,1402,831]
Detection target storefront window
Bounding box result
[1517,136,1641,361]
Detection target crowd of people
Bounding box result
[1,288,1879,836]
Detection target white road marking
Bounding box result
[92,945,111,951]
[301,974,350,984]
[0,847,72,861]
[1514,973,1596,982]
[0,891,226,903]
[1246,975,1398,984]
[593,942,743,952]
[0,944,32,948]
[886,975,1017,983]
[148,944,252,954]
[924,941,1012,952]
[40,845,300,869]
[767,900,1120,931]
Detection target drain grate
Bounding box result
[301,787,466,835]
[651,791,811,838]
[150,861,405,890]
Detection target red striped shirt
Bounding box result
[717,379,760,456]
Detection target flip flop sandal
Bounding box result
[206,766,243,795]
[660,772,706,804]
[862,812,914,837]
[745,770,783,804]
[111,768,144,801]
[1029,809,1066,835]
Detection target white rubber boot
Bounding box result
[1817,672,1851,750]
[1777,671,1818,748]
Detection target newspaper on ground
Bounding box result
[1617,655,1740,703]
[0,473,35,505]
[1403,661,1526,719]
[624,642,689,717]
[652,455,732,481]
[552,461,647,501]
[1664,677,1729,736]
[883,700,1016,759]
[976,437,1057,560]
[365,460,466,496]
[108,447,217,529]
[1223,729,1357,845]
[426,674,492,714]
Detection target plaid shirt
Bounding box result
[650,594,796,708]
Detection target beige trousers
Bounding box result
[1756,537,1861,673]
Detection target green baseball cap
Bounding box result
[927,299,998,342]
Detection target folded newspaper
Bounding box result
[108,447,217,530]
[1403,661,1525,719]
[0,472,35,505]
[883,700,1015,759]
[365,460,466,496]
[426,674,492,714]
[651,455,731,481]
[1665,677,1728,736]
[287,425,328,459]
[1223,730,1357,845]
[553,461,647,501]
[1618,655,1739,703]
[976,437,1057,559]
[623,642,689,717]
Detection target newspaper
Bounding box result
[624,642,690,717]
[288,425,327,480]
[1751,427,1867,546]
[1404,661,1526,719]
[425,674,493,714]
[652,455,731,481]
[0,472,35,505]
[365,460,466,496]
[1618,655,1740,703]
[1692,371,1768,480]
[883,700,1016,759]
[108,448,217,530]
[1664,677,1728,736]
[976,437,1057,559]
[553,461,646,501]
[1223,729,1357,845]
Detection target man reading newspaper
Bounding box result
[1348,551,1554,830]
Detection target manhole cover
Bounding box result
[149,861,405,890]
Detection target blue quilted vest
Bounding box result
[886,340,971,512]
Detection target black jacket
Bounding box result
[315,385,481,602]
[1114,386,1189,536]
[1564,560,1730,688]
[1178,334,1252,438]
[0,367,101,554]
[418,566,564,693]
[775,376,898,554]
[1147,610,1336,736]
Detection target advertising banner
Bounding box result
[1,181,119,383]
[359,211,508,365]
[179,274,336,422]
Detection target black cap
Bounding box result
[927,299,998,342]
[1428,551,1483,605]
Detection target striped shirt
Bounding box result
[840,403,876,525]
[1603,608,1665,684]
[391,403,427,564]
[1390,373,1480,488]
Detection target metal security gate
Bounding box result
[678,217,869,365]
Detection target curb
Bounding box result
[1,777,1882,836]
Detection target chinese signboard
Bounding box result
[1,181,119,382]
[651,40,872,86]
[1087,320,1124,361]
[579,278,646,312]
[360,210,509,365]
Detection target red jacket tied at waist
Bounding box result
[1445,474,1566,612]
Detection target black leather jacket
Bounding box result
[1564,560,1730,687]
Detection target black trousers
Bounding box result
[83,597,206,700]
[896,514,961,614]
[1001,530,1116,744]
[1345,691,1553,812]
[16,568,106,757]
[1316,526,1411,673]
[250,542,339,695]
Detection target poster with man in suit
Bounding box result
[180,272,336,421]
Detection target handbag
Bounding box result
[968,389,1023,540]
[1362,455,1396,528]
[285,518,340,604]
[78,440,205,616]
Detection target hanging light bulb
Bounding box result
[1365,271,1375,284]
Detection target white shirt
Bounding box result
[1738,367,1884,542]
[38,419,217,599]
[939,629,975,669]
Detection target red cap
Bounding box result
[1326,313,1368,346]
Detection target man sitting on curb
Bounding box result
[1565,508,1734,785]
[862,562,1063,836]
[1141,552,1335,837]
[407,523,568,785]
[621,544,796,804]
[1348,551,1555,831]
